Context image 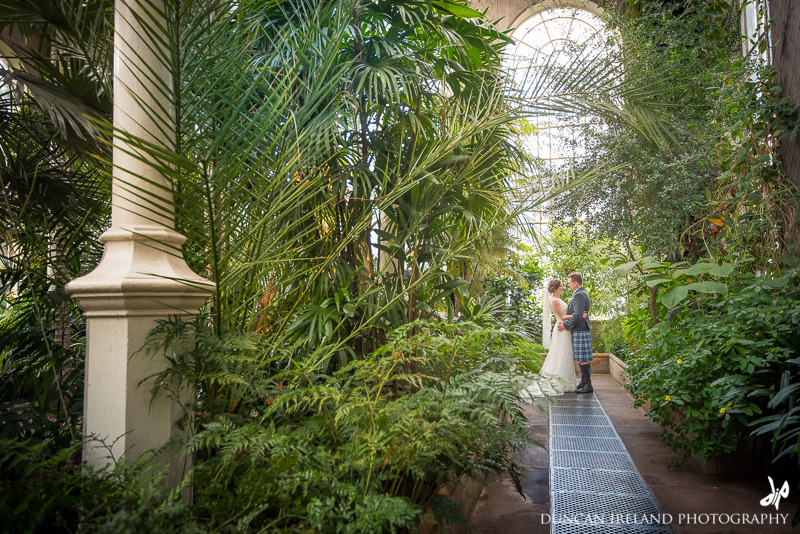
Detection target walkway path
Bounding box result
[470,374,798,534]
[549,392,670,532]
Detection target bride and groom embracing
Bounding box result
[539,273,594,395]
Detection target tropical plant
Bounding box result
[544,223,636,318]
[0,438,204,533]
[0,0,113,452]
[699,60,800,271]
[624,260,800,466]
[483,250,544,337]
[1,0,535,530]
[147,319,533,531]
[0,0,696,530]
[561,1,800,476]
[550,0,741,262]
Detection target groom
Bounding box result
[557,273,593,394]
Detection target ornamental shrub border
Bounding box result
[625,266,800,465]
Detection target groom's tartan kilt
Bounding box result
[571,331,593,363]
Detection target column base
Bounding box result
[66,225,213,484]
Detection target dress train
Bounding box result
[521,301,576,400]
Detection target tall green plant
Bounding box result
[139,318,531,531]
[545,223,636,318]
[0,0,113,448]
[549,1,741,258]
[0,0,697,530]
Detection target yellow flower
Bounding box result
[779,310,784,314]
[727,401,733,407]
[665,395,671,401]
[720,407,726,414]
[677,359,683,364]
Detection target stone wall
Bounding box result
[471,0,622,32]
[769,0,800,253]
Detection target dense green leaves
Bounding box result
[545,224,636,317]
[1,0,544,531]
[138,318,534,532]
[625,267,800,464]
[550,0,741,261]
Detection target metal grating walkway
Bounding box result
[549,393,672,533]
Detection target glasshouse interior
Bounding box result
[1,0,800,532]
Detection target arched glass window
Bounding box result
[505,7,612,229]
[509,8,608,165]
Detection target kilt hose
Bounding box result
[571,330,593,363]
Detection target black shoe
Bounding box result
[576,365,592,393]
[575,377,586,392]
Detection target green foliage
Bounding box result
[700,60,800,270]
[612,254,739,321]
[511,338,547,373]
[1,319,535,533]
[483,252,544,337]
[0,293,84,452]
[0,439,202,533]
[6,0,777,529]
[552,0,740,261]
[623,0,738,45]
[545,223,637,317]
[553,0,799,273]
[593,316,637,358]
[0,0,109,462]
[141,318,532,532]
[625,266,800,464]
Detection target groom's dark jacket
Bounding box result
[563,286,591,332]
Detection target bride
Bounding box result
[536,278,577,396]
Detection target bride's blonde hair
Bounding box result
[547,279,562,294]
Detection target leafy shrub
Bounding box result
[483,254,544,340]
[0,312,537,533]
[136,319,532,532]
[0,439,201,533]
[0,294,84,453]
[510,338,547,373]
[594,316,639,359]
[625,267,800,464]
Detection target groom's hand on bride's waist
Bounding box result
[560,311,588,331]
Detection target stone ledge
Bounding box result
[538,352,624,378]
[608,353,628,387]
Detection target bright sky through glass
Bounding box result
[506,7,610,167]
[504,7,611,236]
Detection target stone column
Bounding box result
[65,0,212,486]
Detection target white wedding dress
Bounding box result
[522,298,575,400]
